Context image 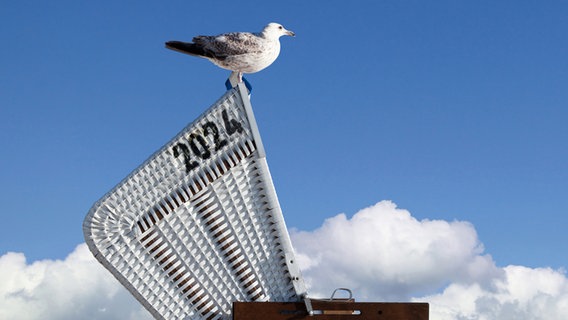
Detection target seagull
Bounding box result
[165,23,295,82]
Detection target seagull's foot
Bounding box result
[227,72,240,88]
[225,72,253,93]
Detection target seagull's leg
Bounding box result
[226,71,246,89]
[228,71,240,88]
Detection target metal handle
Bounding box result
[330,288,353,301]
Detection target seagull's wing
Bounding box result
[165,41,209,58]
[193,32,263,60]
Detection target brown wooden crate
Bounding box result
[233,301,429,320]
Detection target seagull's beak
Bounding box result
[286,30,296,37]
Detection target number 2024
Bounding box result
[172,110,243,173]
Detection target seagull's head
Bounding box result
[262,22,295,39]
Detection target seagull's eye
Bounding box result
[278,26,283,30]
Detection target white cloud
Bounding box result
[0,244,152,320]
[2,200,567,319]
[421,265,568,319]
[291,200,568,319]
[291,200,502,300]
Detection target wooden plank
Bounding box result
[233,301,429,320]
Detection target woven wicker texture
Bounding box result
[83,84,306,320]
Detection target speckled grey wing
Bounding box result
[193,32,263,61]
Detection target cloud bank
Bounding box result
[291,201,568,319]
[1,200,567,319]
[0,244,152,320]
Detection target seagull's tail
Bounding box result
[165,41,207,58]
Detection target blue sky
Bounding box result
[2,1,568,318]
